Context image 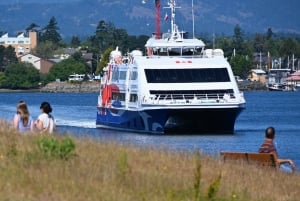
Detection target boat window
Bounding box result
[112,92,125,101]
[145,68,230,83]
[119,71,127,80]
[112,68,119,81]
[129,94,138,102]
[130,71,138,80]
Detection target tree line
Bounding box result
[0,16,300,89]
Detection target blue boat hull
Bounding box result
[96,106,244,134]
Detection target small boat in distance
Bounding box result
[96,0,246,134]
[268,83,286,91]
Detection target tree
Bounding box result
[252,33,265,53]
[2,62,40,89]
[230,55,252,78]
[216,37,233,58]
[88,20,132,54]
[266,28,273,40]
[0,46,18,72]
[48,58,88,81]
[280,38,298,56]
[70,36,81,47]
[94,20,115,52]
[97,47,113,74]
[232,24,245,55]
[33,41,56,59]
[40,16,62,44]
[25,23,40,33]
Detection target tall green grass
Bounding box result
[0,119,299,201]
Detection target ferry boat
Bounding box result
[96,0,246,134]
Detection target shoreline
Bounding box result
[0,81,100,93]
[0,81,267,93]
[0,89,40,93]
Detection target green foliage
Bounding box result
[36,136,76,160]
[97,47,113,74]
[206,174,222,200]
[230,55,252,78]
[39,16,62,44]
[70,35,81,47]
[0,72,5,86]
[193,150,202,201]
[48,57,88,81]
[117,150,129,183]
[87,20,147,56]
[25,23,40,32]
[34,41,57,59]
[2,62,40,89]
[0,45,18,72]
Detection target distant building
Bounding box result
[53,47,79,59]
[0,32,37,57]
[20,53,56,73]
[248,69,266,83]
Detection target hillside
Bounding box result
[0,0,299,39]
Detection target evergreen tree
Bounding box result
[40,16,62,44]
[25,23,40,33]
[266,28,273,40]
[252,33,265,53]
[232,24,244,55]
[0,46,18,72]
[70,36,81,47]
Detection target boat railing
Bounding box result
[147,54,203,59]
[142,93,239,105]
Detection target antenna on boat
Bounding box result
[164,0,180,35]
[212,33,215,50]
[192,0,195,38]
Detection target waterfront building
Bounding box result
[0,32,37,57]
[248,69,266,83]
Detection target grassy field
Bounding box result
[0,119,299,201]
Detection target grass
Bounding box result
[0,119,300,201]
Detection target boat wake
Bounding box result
[55,118,96,128]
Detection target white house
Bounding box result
[20,53,56,73]
[20,53,41,70]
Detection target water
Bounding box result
[0,91,300,169]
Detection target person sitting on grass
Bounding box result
[35,101,56,134]
[13,100,34,133]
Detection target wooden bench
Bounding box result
[220,151,279,169]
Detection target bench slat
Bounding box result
[220,152,279,169]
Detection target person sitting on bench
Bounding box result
[259,126,296,172]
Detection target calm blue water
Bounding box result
[0,91,299,169]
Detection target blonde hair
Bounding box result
[17,102,30,127]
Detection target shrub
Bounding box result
[36,135,75,160]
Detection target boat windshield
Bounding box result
[145,68,230,83]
